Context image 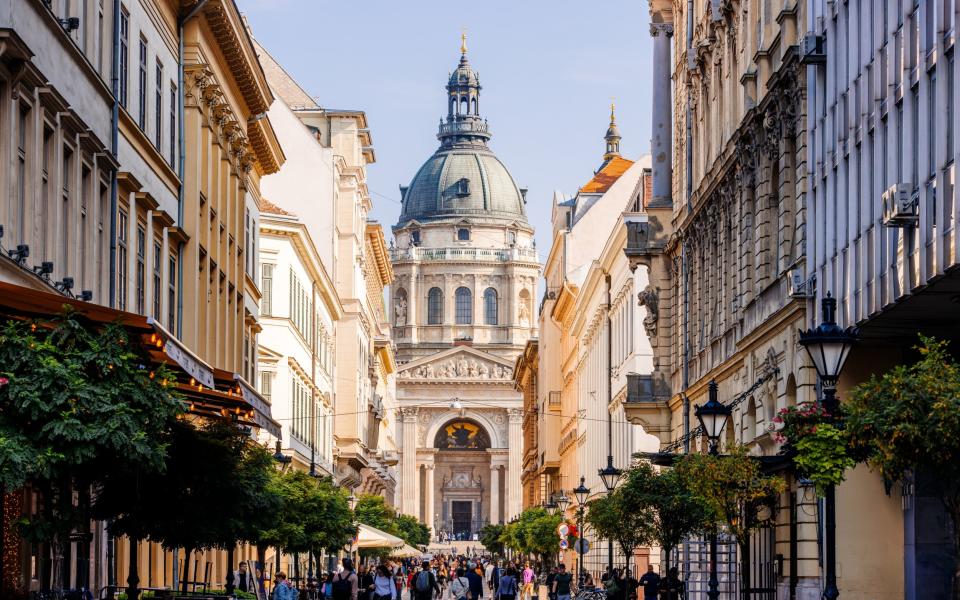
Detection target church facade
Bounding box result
[390,39,538,540]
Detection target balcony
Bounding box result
[623,373,673,446]
[623,212,668,271]
[389,246,539,264]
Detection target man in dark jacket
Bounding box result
[466,564,484,600]
[412,561,440,600]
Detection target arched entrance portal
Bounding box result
[430,418,496,542]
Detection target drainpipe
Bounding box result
[681,0,694,582]
[685,0,694,211]
[176,0,209,339]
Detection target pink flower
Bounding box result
[0,377,8,386]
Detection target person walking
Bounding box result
[412,560,441,600]
[658,567,683,600]
[371,564,398,600]
[495,567,518,600]
[466,563,484,600]
[331,558,359,600]
[450,568,472,600]
[275,572,300,600]
[637,566,660,600]
[551,564,572,600]
[520,564,534,600]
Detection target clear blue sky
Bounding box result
[238,0,654,255]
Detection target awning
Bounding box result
[355,523,405,549]
[390,544,422,558]
[0,280,277,435]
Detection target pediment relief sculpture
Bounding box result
[398,354,513,381]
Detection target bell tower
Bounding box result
[603,101,622,161]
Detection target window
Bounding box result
[152,240,162,319]
[80,166,90,285]
[167,252,177,328]
[41,127,54,259]
[98,180,108,300]
[169,83,176,167]
[484,288,498,325]
[15,105,29,244]
[61,147,73,275]
[457,227,470,241]
[259,372,273,403]
[138,35,147,130]
[410,229,421,245]
[427,287,443,324]
[261,263,274,315]
[455,286,472,324]
[456,178,470,196]
[154,60,163,150]
[117,209,128,310]
[97,0,104,73]
[289,271,311,339]
[119,8,129,108]
[136,223,146,314]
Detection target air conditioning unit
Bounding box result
[800,33,826,65]
[787,269,814,298]
[881,183,918,227]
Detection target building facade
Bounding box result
[253,36,398,499]
[533,113,660,576]
[391,42,539,539]
[807,0,959,597]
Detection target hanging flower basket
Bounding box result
[775,402,854,495]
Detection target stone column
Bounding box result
[424,461,436,532]
[506,408,523,519]
[649,22,674,208]
[489,464,501,525]
[400,408,419,516]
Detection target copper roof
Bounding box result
[579,156,635,194]
[259,196,295,216]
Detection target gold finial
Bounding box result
[460,30,468,54]
[610,98,616,123]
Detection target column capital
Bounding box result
[399,406,419,422]
[650,23,674,37]
[507,408,524,423]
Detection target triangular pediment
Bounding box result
[397,346,514,382]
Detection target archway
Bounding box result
[428,417,497,542]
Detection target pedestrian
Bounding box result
[658,567,683,600]
[484,560,495,593]
[233,562,251,593]
[583,572,594,590]
[412,560,441,600]
[372,564,398,600]
[275,572,300,600]
[637,566,660,600]
[360,565,375,600]
[450,567,472,600]
[495,567,517,600]
[466,562,484,600]
[331,558,359,600]
[551,564,572,600]
[521,563,534,600]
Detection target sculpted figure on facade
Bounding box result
[395,296,408,326]
[637,285,659,339]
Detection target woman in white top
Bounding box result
[450,568,471,600]
[373,564,398,600]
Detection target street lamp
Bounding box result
[545,499,559,516]
[573,477,590,588]
[695,379,730,600]
[799,293,857,600]
[598,456,621,569]
[555,490,571,515]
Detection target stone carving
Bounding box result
[395,296,407,326]
[518,300,531,327]
[398,355,513,380]
[637,285,659,340]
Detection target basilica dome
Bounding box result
[397,46,528,226]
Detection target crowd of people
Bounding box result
[253,554,684,600]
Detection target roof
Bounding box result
[579,156,635,194]
[259,196,295,217]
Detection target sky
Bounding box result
[237,0,654,256]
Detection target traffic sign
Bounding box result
[574,538,590,554]
[559,539,569,550]
[557,523,570,537]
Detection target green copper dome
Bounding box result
[397,48,528,226]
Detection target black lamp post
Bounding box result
[573,477,590,588]
[598,456,621,569]
[799,293,857,600]
[695,380,731,600]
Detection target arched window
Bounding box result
[457,227,470,241]
[428,287,443,324]
[484,288,498,325]
[471,97,477,114]
[455,287,472,324]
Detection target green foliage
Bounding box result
[792,424,855,494]
[479,523,505,555]
[501,507,564,562]
[257,470,355,554]
[354,494,402,559]
[620,461,709,557]
[674,446,785,546]
[396,513,431,547]
[0,311,183,544]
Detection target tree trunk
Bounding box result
[257,543,268,598]
[181,546,193,594]
[226,545,236,595]
[126,537,140,600]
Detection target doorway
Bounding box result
[452,501,472,538]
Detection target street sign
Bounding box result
[559,539,569,550]
[557,523,570,537]
[575,538,590,554]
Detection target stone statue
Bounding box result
[425,363,435,378]
[518,300,531,327]
[468,360,478,377]
[478,362,490,378]
[456,356,468,377]
[637,285,659,339]
[395,297,408,326]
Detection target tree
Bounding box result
[479,523,505,555]
[354,494,401,559]
[845,336,960,599]
[675,446,785,600]
[396,514,431,547]
[619,461,710,577]
[0,312,182,591]
[501,507,564,565]
[585,488,652,570]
